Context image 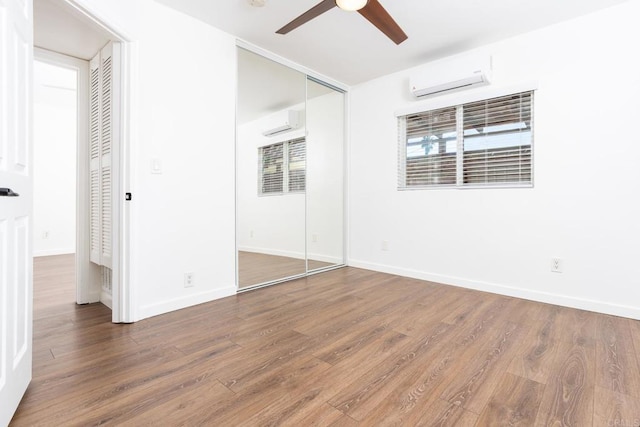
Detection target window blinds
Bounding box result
[403,107,457,186]
[288,138,306,192]
[259,138,306,195]
[399,90,533,188]
[462,92,532,185]
[260,143,284,194]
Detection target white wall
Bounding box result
[237,108,306,260]
[73,0,237,320]
[348,0,640,320]
[237,91,345,265]
[306,90,345,264]
[33,61,77,257]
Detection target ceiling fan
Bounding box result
[276,0,408,45]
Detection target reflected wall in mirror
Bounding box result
[306,78,345,271]
[236,48,307,289]
[236,48,346,290]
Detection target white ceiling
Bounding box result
[34,0,112,60]
[155,0,631,86]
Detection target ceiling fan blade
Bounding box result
[276,0,336,35]
[358,0,408,45]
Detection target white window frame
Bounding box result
[398,89,534,190]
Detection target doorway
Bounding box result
[33,0,131,322]
[33,58,79,309]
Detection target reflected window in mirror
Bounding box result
[258,137,306,196]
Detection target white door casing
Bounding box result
[0,0,33,424]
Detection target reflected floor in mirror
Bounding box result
[238,251,335,289]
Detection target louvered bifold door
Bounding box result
[88,42,119,268]
[89,54,102,264]
[99,43,113,269]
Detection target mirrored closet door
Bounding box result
[236,48,345,290]
[305,78,345,272]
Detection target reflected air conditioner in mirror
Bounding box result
[410,56,492,98]
[262,110,300,137]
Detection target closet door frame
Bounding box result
[235,41,350,291]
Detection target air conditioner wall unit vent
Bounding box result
[410,56,492,98]
[262,110,300,137]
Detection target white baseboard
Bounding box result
[138,285,237,321]
[34,248,75,257]
[307,253,344,264]
[238,246,305,260]
[348,259,640,321]
[238,247,342,265]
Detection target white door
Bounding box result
[0,0,33,425]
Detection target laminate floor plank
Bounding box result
[476,372,545,426]
[534,333,596,426]
[357,297,526,425]
[299,329,411,401]
[294,403,349,426]
[436,320,526,415]
[596,314,640,397]
[327,322,456,420]
[592,386,640,427]
[507,304,561,384]
[416,397,479,427]
[122,378,235,426]
[11,255,640,426]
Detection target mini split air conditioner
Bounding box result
[410,56,492,98]
[262,110,300,137]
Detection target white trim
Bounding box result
[138,286,236,320]
[348,259,640,321]
[33,249,75,257]
[62,0,132,43]
[307,253,343,265]
[395,81,539,117]
[236,39,349,93]
[238,246,305,260]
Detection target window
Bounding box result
[399,91,533,189]
[259,138,306,195]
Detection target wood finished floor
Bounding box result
[238,251,335,289]
[11,254,640,426]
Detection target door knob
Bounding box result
[0,188,19,197]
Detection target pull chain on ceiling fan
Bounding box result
[276,0,408,45]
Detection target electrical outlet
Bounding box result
[250,230,254,238]
[42,231,49,239]
[184,272,195,287]
[551,258,563,273]
[312,234,318,243]
[381,241,389,251]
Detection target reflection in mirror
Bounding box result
[306,78,345,271]
[236,48,307,289]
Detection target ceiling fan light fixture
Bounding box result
[335,0,368,12]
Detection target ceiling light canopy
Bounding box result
[335,0,368,12]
